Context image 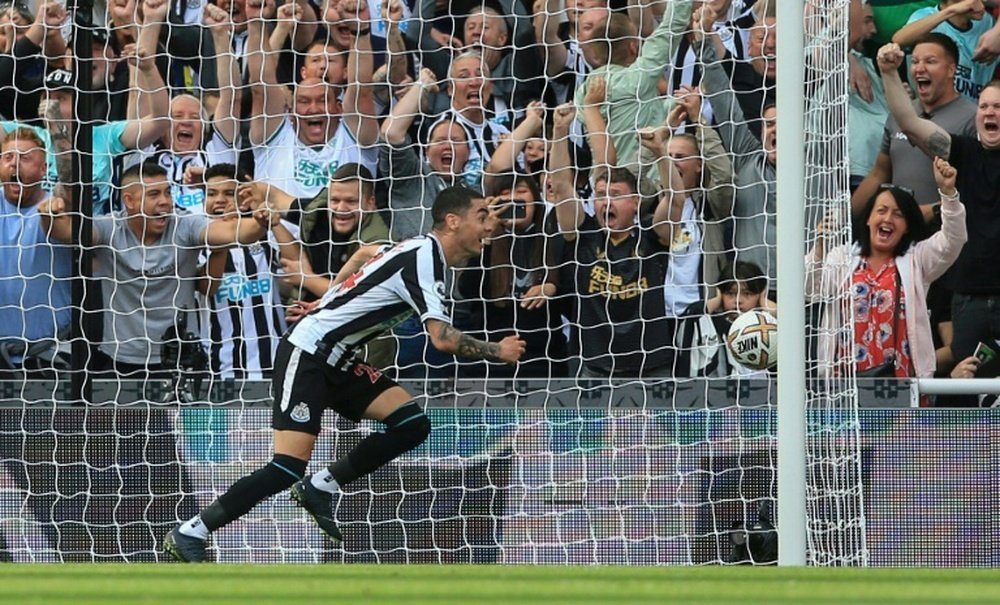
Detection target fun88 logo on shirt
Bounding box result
[216,273,272,304]
[174,184,206,210]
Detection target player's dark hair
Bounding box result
[330,162,374,199]
[718,261,768,295]
[857,184,929,257]
[120,161,168,186]
[913,32,960,67]
[431,185,480,229]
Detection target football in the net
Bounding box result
[726,310,778,370]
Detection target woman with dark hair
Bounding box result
[454,172,568,378]
[808,157,967,379]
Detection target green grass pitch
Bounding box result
[1,565,998,605]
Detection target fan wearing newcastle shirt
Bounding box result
[126,2,244,214]
[247,0,379,199]
[425,51,512,191]
[549,104,683,378]
[197,163,289,380]
[164,186,526,562]
[533,0,610,107]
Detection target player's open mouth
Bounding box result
[914,77,931,94]
[984,121,999,133]
[876,225,895,242]
[176,128,195,144]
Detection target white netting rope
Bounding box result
[803,0,868,567]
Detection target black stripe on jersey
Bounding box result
[315,238,441,318]
[229,292,247,376]
[670,36,703,94]
[433,110,499,166]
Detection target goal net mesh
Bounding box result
[0,0,864,565]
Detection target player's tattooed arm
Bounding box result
[437,323,501,362]
[425,319,526,364]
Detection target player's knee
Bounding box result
[385,409,431,451]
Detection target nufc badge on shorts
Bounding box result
[290,402,311,423]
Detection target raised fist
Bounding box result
[583,76,607,107]
[203,2,233,33]
[418,67,439,94]
[876,43,904,74]
[37,2,68,29]
[551,102,576,132]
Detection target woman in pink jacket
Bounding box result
[808,157,967,379]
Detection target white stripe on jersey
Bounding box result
[287,234,452,369]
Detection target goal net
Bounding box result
[0,0,864,565]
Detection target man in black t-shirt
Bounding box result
[878,43,1000,362]
[550,107,679,377]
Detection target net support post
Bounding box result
[776,0,808,566]
[70,0,95,404]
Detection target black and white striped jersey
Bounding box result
[286,234,452,369]
[198,243,287,380]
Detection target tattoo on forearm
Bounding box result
[927,131,951,159]
[439,324,501,362]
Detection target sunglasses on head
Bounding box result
[877,183,915,198]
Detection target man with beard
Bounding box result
[0,127,70,369]
[239,163,391,303]
[40,162,271,377]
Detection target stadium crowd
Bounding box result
[1,0,999,404]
